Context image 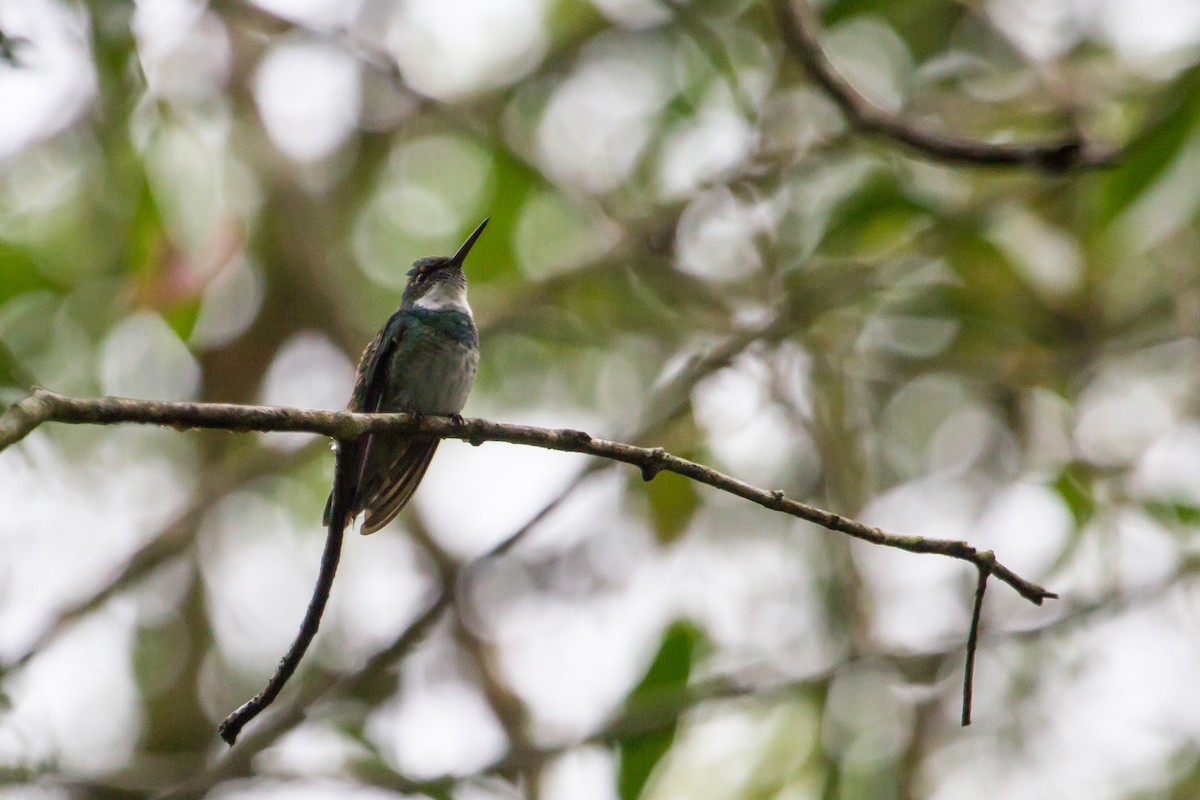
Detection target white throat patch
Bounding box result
[414,279,472,314]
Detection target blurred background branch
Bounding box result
[773,0,1121,170]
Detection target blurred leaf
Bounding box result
[618,622,700,800]
[640,471,701,544]
[0,241,57,301]
[817,174,933,260]
[1141,500,1200,528]
[163,297,201,342]
[126,177,166,282]
[1052,463,1095,528]
[543,0,607,49]
[1162,750,1200,800]
[0,337,35,392]
[1093,64,1200,226]
[936,224,1093,385]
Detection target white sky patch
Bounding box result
[253,35,361,163]
[675,188,776,282]
[0,426,195,660]
[929,595,1200,800]
[988,0,1200,67]
[132,0,229,104]
[0,0,96,160]
[249,0,363,30]
[536,40,672,192]
[657,98,753,199]
[414,407,599,558]
[495,588,666,740]
[257,330,356,449]
[987,204,1085,301]
[975,481,1072,583]
[353,134,495,289]
[0,609,142,775]
[379,678,509,779]
[856,475,979,652]
[323,532,437,669]
[208,778,406,800]
[540,748,620,800]
[198,491,325,675]
[1074,377,1175,467]
[1132,422,1200,504]
[691,352,817,487]
[259,331,355,410]
[1094,0,1200,64]
[100,311,202,401]
[190,255,265,350]
[388,0,548,99]
[986,0,1083,62]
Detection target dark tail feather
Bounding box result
[361,438,439,534]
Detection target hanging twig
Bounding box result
[217,513,346,744]
[961,551,994,726]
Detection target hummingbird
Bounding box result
[324,218,486,534]
[217,220,488,746]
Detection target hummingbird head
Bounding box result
[402,218,488,309]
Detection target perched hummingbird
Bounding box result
[325,219,486,534]
[218,221,487,746]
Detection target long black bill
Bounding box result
[451,218,489,267]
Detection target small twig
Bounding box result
[217,510,346,745]
[159,585,454,799]
[961,551,994,726]
[0,391,52,450]
[772,0,1121,171]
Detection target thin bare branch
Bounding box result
[3,389,1057,606]
[217,512,346,745]
[0,391,52,450]
[961,552,993,726]
[773,0,1121,171]
[1,387,1056,753]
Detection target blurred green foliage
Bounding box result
[618,622,700,800]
